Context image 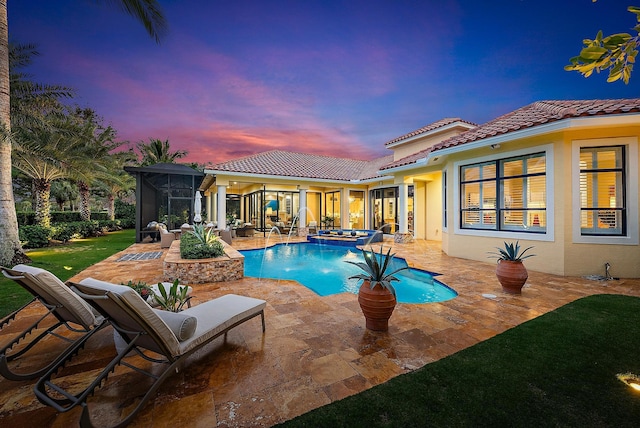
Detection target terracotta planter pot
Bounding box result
[496,260,528,294]
[357,280,397,331]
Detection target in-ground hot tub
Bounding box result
[307,229,383,247]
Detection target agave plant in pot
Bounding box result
[346,245,407,331]
[488,241,535,294]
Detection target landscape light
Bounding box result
[617,373,640,391]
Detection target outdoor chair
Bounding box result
[35,278,266,428]
[236,223,255,237]
[0,265,108,381]
[159,227,175,248]
[219,228,233,245]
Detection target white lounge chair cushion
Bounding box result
[176,294,266,355]
[11,264,98,329]
[77,278,266,358]
[78,278,182,355]
[153,309,197,341]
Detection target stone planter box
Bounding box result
[163,240,244,284]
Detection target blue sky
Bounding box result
[9,0,640,163]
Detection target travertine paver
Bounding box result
[1,236,639,427]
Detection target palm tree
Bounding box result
[11,119,74,227]
[51,179,79,211]
[95,153,135,220]
[5,43,74,228]
[0,0,167,266]
[137,138,188,165]
[68,108,124,222]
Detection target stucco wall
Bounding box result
[441,125,640,278]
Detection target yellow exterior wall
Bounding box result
[392,129,465,160]
[414,181,426,239]
[440,124,640,278]
[425,174,443,241]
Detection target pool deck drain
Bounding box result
[116,251,162,262]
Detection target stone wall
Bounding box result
[163,240,244,284]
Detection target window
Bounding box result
[579,146,626,236]
[460,153,546,233]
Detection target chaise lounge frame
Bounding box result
[0,265,108,381]
[34,277,266,428]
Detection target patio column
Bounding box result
[342,187,349,229]
[398,183,409,233]
[217,185,227,229]
[298,188,307,228]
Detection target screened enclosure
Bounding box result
[125,163,204,243]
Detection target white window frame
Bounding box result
[453,144,555,242]
[442,168,448,233]
[572,136,638,245]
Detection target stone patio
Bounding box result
[1,236,639,427]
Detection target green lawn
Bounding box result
[0,229,135,318]
[280,294,640,427]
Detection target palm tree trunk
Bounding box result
[78,180,91,221]
[0,1,28,265]
[107,194,115,221]
[34,178,51,228]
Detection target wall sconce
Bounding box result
[617,373,640,391]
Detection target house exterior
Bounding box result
[201,98,640,278]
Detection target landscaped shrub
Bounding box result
[97,220,122,232]
[19,225,51,248]
[115,199,135,224]
[51,211,83,223]
[16,211,35,226]
[180,230,225,259]
[50,223,80,243]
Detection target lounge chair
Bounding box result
[35,278,266,427]
[0,265,107,381]
[236,223,255,237]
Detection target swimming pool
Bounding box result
[240,243,457,304]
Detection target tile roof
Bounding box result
[381,98,640,171]
[384,118,477,146]
[208,150,393,182]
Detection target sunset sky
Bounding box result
[9,0,640,164]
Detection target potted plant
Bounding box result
[124,280,152,301]
[346,245,407,331]
[321,216,334,229]
[153,279,192,312]
[488,241,535,294]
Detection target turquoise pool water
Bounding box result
[241,243,457,304]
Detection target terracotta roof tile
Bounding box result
[381,98,640,171]
[209,150,392,182]
[433,98,640,150]
[384,118,477,146]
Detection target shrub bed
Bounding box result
[180,231,225,259]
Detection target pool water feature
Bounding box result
[241,243,457,304]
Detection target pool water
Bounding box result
[241,243,457,304]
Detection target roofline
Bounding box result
[351,175,395,184]
[431,113,639,157]
[381,113,639,174]
[203,169,391,185]
[384,121,476,149]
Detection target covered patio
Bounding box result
[1,237,639,426]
